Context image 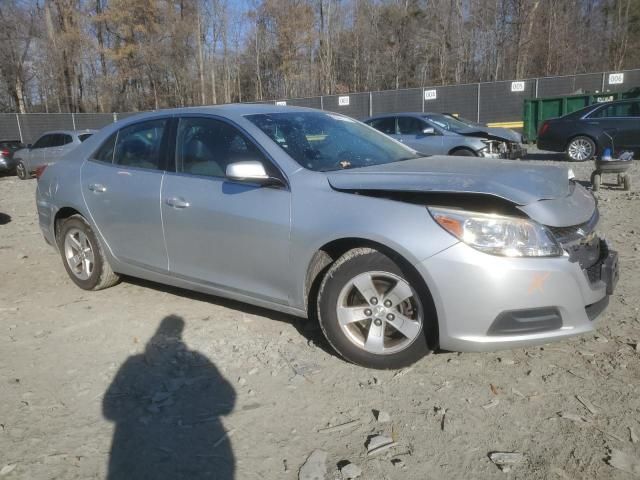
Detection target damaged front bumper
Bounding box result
[415,231,617,352]
[480,141,528,160]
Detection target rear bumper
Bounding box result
[415,241,615,352]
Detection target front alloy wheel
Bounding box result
[317,248,432,369]
[566,136,595,162]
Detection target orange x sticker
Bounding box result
[528,272,550,294]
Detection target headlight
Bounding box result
[428,207,563,257]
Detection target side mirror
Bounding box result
[226,161,283,186]
[422,127,435,135]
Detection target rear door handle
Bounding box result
[88,183,106,193]
[165,197,190,208]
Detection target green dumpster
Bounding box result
[523,88,640,142]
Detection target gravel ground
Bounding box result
[1,153,640,479]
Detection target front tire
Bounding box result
[58,215,120,290]
[317,248,432,369]
[566,136,596,162]
[16,162,28,180]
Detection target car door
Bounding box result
[45,133,73,164]
[614,101,640,150]
[24,134,51,172]
[586,102,635,151]
[161,116,292,304]
[81,119,169,271]
[397,116,443,154]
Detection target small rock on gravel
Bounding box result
[0,464,16,476]
[489,452,525,472]
[374,409,391,423]
[299,449,327,480]
[339,462,362,479]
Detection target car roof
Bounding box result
[39,129,97,136]
[365,112,459,122]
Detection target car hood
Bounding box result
[326,156,595,227]
[456,126,522,143]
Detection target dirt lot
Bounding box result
[1,154,640,480]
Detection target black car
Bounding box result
[0,140,24,174]
[537,99,640,161]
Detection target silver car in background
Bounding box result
[35,105,617,369]
[364,112,526,159]
[14,129,95,179]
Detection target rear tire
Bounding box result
[58,215,120,290]
[566,136,596,162]
[449,148,476,157]
[16,162,28,180]
[317,248,433,369]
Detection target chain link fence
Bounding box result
[2,69,639,145]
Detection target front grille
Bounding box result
[547,209,600,244]
[546,210,601,270]
[586,240,610,283]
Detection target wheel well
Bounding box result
[448,147,477,156]
[54,207,83,240]
[304,238,439,349]
[565,134,599,153]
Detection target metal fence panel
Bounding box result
[479,80,536,125]
[74,113,115,131]
[573,73,605,93]
[422,84,479,120]
[604,69,640,93]
[371,88,422,115]
[0,114,21,141]
[322,92,370,119]
[18,114,74,145]
[279,97,322,109]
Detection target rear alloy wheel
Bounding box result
[16,162,28,180]
[58,215,120,290]
[317,248,432,369]
[566,136,596,162]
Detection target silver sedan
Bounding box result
[14,129,95,179]
[35,105,617,369]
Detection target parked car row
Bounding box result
[9,130,95,179]
[0,139,25,174]
[35,104,617,369]
[537,99,640,161]
[364,112,527,159]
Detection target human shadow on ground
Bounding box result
[0,213,11,225]
[122,276,334,355]
[103,315,236,479]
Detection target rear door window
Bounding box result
[590,102,639,118]
[398,116,425,135]
[61,134,73,145]
[113,119,167,170]
[369,117,396,135]
[91,133,117,164]
[32,135,53,149]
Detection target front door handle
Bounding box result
[165,197,190,208]
[88,183,106,193]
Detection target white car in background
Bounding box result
[14,130,96,179]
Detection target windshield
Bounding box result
[246,112,420,171]
[422,113,470,133]
[442,114,481,128]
